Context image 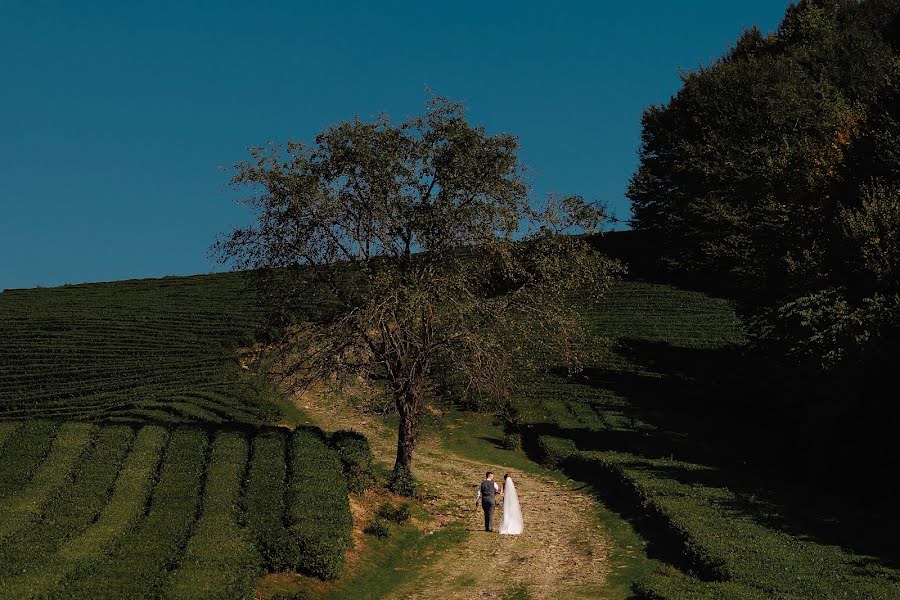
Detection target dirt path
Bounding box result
[294,390,609,599]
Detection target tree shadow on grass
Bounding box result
[535,338,900,573]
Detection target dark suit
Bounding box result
[479,479,497,531]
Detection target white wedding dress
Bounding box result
[499,477,523,535]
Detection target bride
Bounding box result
[499,473,523,535]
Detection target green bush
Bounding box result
[363,519,390,538]
[376,502,411,525]
[633,573,771,600]
[246,430,291,571]
[287,427,352,581]
[501,433,522,451]
[329,429,375,494]
[387,464,416,497]
[270,592,310,600]
[56,429,209,598]
[165,432,261,600]
[536,435,577,468]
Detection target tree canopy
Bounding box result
[215,97,619,488]
[627,0,900,483]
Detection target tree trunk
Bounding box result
[393,383,419,471]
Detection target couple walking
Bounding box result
[475,471,523,535]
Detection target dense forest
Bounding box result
[628,0,900,494]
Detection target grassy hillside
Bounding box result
[0,420,351,599]
[0,273,276,425]
[4,254,899,598]
[0,274,363,598]
[512,277,900,599]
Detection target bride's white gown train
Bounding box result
[499,477,523,535]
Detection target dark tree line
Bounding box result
[628,0,900,489]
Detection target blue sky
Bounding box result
[0,1,791,291]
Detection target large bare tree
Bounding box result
[215,97,618,490]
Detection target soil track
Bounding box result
[294,390,609,599]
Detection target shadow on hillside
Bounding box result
[530,338,900,572]
[588,230,742,300]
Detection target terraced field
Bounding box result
[0,420,351,599]
[5,262,898,598]
[0,273,274,425]
[514,279,900,599]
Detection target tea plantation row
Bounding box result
[514,280,900,599]
[0,420,361,599]
[0,273,275,425]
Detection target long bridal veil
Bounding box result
[500,477,523,535]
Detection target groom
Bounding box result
[475,471,501,532]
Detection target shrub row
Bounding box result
[57,429,209,599]
[329,429,375,493]
[245,429,292,571]
[0,424,134,581]
[0,271,274,426]
[0,422,360,592]
[287,427,352,580]
[0,421,21,450]
[0,420,58,502]
[1,425,169,598]
[538,437,900,599]
[164,432,261,600]
[0,422,95,544]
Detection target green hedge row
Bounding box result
[536,435,900,599]
[0,271,277,426]
[2,425,169,598]
[287,427,352,581]
[329,429,375,494]
[246,429,293,571]
[0,422,95,545]
[0,420,58,502]
[164,432,261,600]
[0,425,134,581]
[57,429,208,599]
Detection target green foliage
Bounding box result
[287,427,352,581]
[840,181,900,291]
[376,502,411,525]
[507,278,900,598]
[629,0,900,295]
[627,0,900,494]
[246,430,292,571]
[164,432,261,599]
[0,422,94,544]
[0,425,133,581]
[571,449,900,599]
[500,432,522,451]
[56,429,208,598]
[387,464,416,497]
[0,420,360,596]
[754,287,900,371]
[0,420,58,502]
[0,272,279,425]
[363,519,390,538]
[217,95,619,476]
[329,429,376,494]
[1,425,170,598]
[270,593,310,600]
